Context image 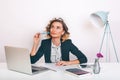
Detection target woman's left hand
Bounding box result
[56,61,70,66]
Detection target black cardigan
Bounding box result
[30,39,87,64]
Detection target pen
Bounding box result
[49,69,57,72]
[40,32,50,34]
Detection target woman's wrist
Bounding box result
[68,60,80,65]
[67,61,72,65]
[30,43,38,56]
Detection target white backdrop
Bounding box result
[0,0,120,62]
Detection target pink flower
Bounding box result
[97,53,103,58]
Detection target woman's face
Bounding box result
[50,22,65,38]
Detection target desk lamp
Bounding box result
[90,11,119,62]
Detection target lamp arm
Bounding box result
[108,23,119,62]
[99,22,119,62]
[99,24,107,53]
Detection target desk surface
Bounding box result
[0,63,120,80]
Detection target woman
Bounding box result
[30,18,87,66]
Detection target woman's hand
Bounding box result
[33,33,41,45]
[56,60,80,66]
[56,61,70,66]
[30,33,41,56]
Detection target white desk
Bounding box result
[0,63,120,80]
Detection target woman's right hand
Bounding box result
[33,33,41,45]
[30,33,41,56]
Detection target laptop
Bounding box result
[4,46,50,75]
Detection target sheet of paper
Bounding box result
[39,63,80,72]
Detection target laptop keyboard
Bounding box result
[32,66,49,73]
[32,69,39,73]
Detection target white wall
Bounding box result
[0,0,120,62]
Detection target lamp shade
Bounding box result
[90,11,109,28]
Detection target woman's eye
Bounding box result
[57,26,60,29]
[51,26,54,28]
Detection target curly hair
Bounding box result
[46,18,70,42]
